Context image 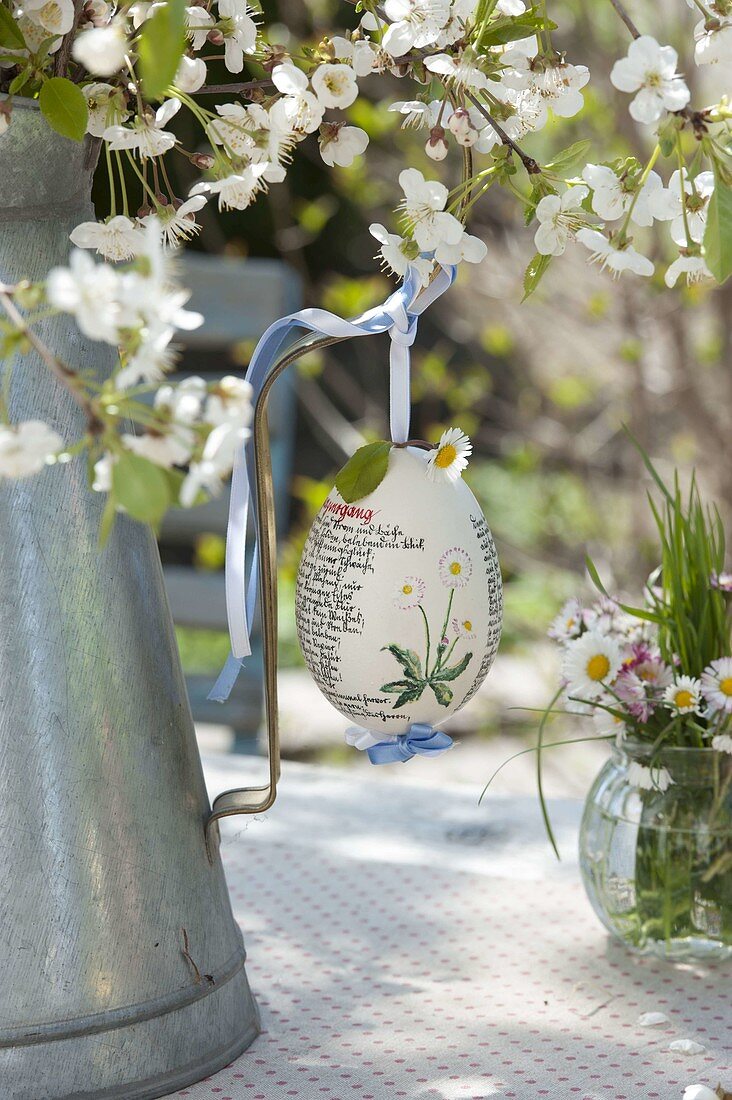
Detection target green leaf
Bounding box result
[544,140,592,175]
[138,0,187,101]
[381,678,420,693]
[335,440,391,503]
[8,67,31,95]
[382,643,423,681]
[0,5,25,48]
[432,651,473,682]
[477,9,556,47]
[98,492,117,548]
[522,253,551,301]
[428,681,453,707]
[39,77,88,142]
[112,452,171,525]
[391,684,426,709]
[703,167,732,284]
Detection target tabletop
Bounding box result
[164,755,732,1100]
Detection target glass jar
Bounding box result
[579,743,732,961]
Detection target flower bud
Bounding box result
[448,108,478,147]
[207,28,224,45]
[191,152,215,170]
[425,125,449,161]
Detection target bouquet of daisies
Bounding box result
[549,452,732,793]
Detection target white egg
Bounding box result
[296,446,503,735]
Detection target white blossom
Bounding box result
[388,100,433,128]
[174,54,206,92]
[319,123,368,167]
[576,228,654,278]
[501,54,590,121]
[218,0,257,73]
[205,376,253,428]
[534,186,589,256]
[610,35,690,124]
[83,82,128,137]
[23,0,74,36]
[272,65,324,135]
[398,167,463,252]
[186,4,213,49]
[381,0,451,57]
[311,62,358,108]
[369,223,433,286]
[92,451,115,493]
[47,249,123,342]
[424,52,488,91]
[582,164,663,227]
[146,195,208,247]
[683,1087,719,1100]
[433,230,487,266]
[190,164,269,211]
[69,215,144,262]
[104,98,181,158]
[122,429,192,468]
[180,419,249,506]
[72,21,128,76]
[694,16,732,66]
[665,253,712,288]
[648,169,714,245]
[0,420,63,478]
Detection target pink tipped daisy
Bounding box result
[438,547,472,589]
[452,616,476,639]
[393,576,426,610]
[663,675,702,715]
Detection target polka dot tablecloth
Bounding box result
[165,756,732,1100]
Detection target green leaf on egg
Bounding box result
[334,440,391,503]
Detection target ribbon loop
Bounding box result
[209,262,457,703]
[365,723,454,766]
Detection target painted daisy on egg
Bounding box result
[701,657,732,715]
[663,676,702,715]
[393,576,426,610]
[452,616,476,639]
[426,427,472,483]
[562,630,622,701]
[438,547,472,588]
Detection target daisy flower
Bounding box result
[393,576,426,609]
[562,631,622,700]
[712,733,732,755]
[548,597,583,643]
[592,707,626,740]
[663,675,702,715]
[711,571,732,593]
[701,657,732,715]
[452,616,476,639]
[426,427,472,483]
[438,547,472,589]
[627,761,673,792]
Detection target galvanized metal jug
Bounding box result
[0,100,259,1100]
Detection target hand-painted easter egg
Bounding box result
[295,446,503,735]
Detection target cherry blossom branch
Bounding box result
[465,92,542,175]
[607,0,641,40]
[53,0,86,76]
[0,286,102,432]
[196,78,274,95]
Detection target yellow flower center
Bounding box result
[720,677,732,697]
[435,444,458,469]
[586,654,610,681]
[463,620,472,631]
[402,584,413,595]
[449,561,462,575]
[675,690,694,709]
[566,617,575,629]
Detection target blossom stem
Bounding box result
[0,288,102,432]
[195,79,274,96]
[687,0,714,17]
[618,142,660,239]
[124,151,162,208]
[105,141,117,218]
[114,150,130,216]
[607,0,641,39]
[419,603,432,678]
[676,137,695,250]
[465,91,542,175]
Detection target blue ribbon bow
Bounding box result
[366,724,454,765]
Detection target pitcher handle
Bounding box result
[204,329,343,859]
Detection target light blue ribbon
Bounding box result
[366,723,454,765]
[209,262,457,703]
